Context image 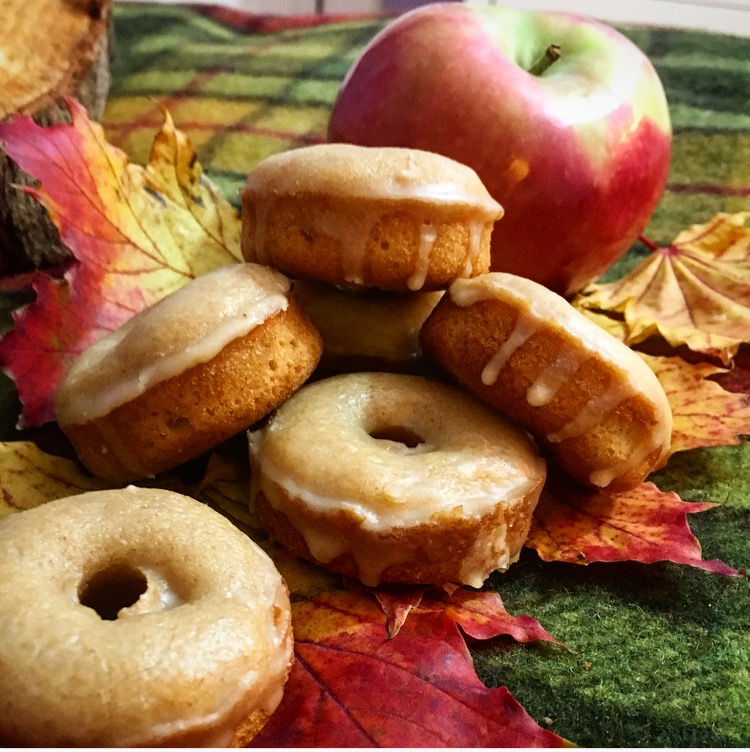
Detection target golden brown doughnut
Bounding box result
[249,371,546,587]
[241,144,503,292]
[0,487,292,747]
[420,273,673,493]
[55,263,323,483]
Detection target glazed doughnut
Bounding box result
[55,263,323,483]
[0,487,292,747]
[293,278,443,374]
[241,144,503,292]
[420,273,673,493]
[249,371,546,587]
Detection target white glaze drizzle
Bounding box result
[547,380,638,443]
[461,220,485,277]
[312,209,377,285]
[259,474,514,589]
[526,348,581,407]
[407,223,438,291]
[588,427,664,488]
[481,315,539,386]
[447,274,674,488]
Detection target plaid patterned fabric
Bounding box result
[105,3,750,251]
[105,5,385,205]
[101,5,750,748]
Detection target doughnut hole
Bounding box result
[78,562,148,620]
[369,425,425,451]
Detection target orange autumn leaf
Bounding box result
[0,97,242,428]
[430,588,562,645]
[526,479,739,576]
[642,353,750,458]
[374,586,426,638]
[576,212,750,364]
[250,589,568,748]
[374,586,561,645]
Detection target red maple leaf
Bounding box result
[250,590,567,747]
[526,478,740,576]
[0,97,241,428]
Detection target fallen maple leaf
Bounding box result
[643,353,750,458]
[375,586,562,646]
[576,212,750,364]
[374,586,426,638]
[250,589,568,748]
[0,97,242,428]
[422,588,563,646]
[526,478,739,576]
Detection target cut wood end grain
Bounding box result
[0,0,113,274]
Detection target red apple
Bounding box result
[328,3,671,296]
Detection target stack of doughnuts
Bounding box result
[49,144,673,596]
[241,143,673,588]
[241,143,504,374]
[4,141,674,743]
[240,145,557,588]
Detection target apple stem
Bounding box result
[529,44,561,76]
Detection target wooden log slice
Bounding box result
[0,0,113,274]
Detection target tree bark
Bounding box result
[0,0,113,275]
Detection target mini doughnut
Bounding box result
[241,144,503,292]
[55,263,323,483]
[0,487,292,747]
[293,278,443,374]
[249,371,546,587]
[420,273,673,493]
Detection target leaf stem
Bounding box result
[529,44,561,76]
[638,234,660,253]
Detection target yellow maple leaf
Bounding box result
[641,353,750,459]
[576,212,750,364]
[0,441,108,520]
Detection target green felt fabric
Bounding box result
[3,3,750,747]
